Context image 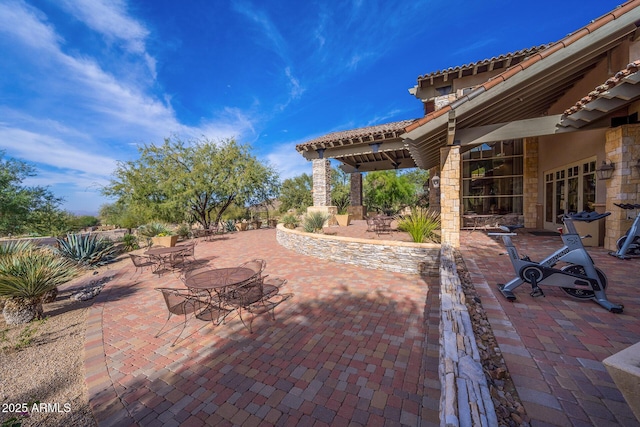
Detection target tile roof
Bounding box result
[295,119,417,151]
[415,45,551,85]
[562,60,640,117]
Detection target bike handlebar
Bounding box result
[565,211,610,222]
[614,203,640,210]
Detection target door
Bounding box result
[544,159,597,230]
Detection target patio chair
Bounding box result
[129,254,156,276]
[171,242,197,268]
[155,288,207,346]
[238,259,266,281]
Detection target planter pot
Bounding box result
[335,214,351,227]
[251,221,262,230]
[268,219,278,228]
[151,235,178,247]
[235,222,248,232]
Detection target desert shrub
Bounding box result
[396,208,440,243]
[280,213,300,229]
[175,223,191,239]
[121,233,139,252]
[302,212,329,233]
[137,222,171,238]
[55,233,119,267]
[0,248,79,323]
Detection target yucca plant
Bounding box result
[396,208,441,243]
[303,211,329,233]
[55,233,119,267]
[0,249,79,324]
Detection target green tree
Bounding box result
[331,167,350,214]
[364,170,415,215]
[0,151,65,236]
[103,137,279,229]
[402,168,430,206]
[278,173,313,213]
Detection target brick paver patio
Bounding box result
[84,225,640,426]
[84,228,441,426]
[460,230,640,427]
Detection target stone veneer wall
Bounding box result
[439,244,497,427]
[312,159,332,207]
[604,124,640,251]
[275,224,440,276]
[440,145,461,248]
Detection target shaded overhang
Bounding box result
[402,3,640,170]
[295,120,418,173]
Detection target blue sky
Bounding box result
[0,0,623,215]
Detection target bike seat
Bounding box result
[498,224,524,232]
[614,203,640,210]
[566,211,611,222]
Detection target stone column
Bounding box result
[604,124,640,251]
[523,137,539,228]
[309,159,337,225]
[440,145,461,248]
[348,172,366,220]
[312,159,331,206]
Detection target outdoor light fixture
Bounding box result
[431,174,440,189]
[369,142,382,153]
[596,159,615,180]
[316,148,325,159]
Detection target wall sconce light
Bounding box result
[316,148,325,159]
[596,160,615,180]
[431,175,440,189]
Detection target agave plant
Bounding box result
[0,248,79,324]
[137,222,171,238]
[55,233,119,267]
[0,240,35,258]
[396,208,441,243]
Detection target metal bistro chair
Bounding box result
[170,242,197,268]
[155,288,208,346]
[129,253,157,277]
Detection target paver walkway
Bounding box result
[460,230,640,427]
[84,228,441,426]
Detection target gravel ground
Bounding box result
[0,257,127,427]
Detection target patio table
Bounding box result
[145,246,190,273]
[184,267,257,322]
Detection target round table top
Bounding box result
[185,267,256,290]
[145,246,188,256]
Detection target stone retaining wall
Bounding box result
[275,224,440,276]
[439,243,496,427]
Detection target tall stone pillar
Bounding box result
[604,124,640,251]
[312,159,331,206]
[348,172,366,220]
[523,137,539,228]
[440,145,461,248]
[309,159,337,225]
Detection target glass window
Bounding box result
[462,139,524,215]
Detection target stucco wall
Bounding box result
[275,224,440,276]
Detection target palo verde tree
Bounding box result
[364,170,415,215]
[103,137,279,229]
[0,151,65,236]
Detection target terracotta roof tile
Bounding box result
[562,60,640,117]
[296,119,417,151]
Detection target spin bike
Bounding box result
[489,211,623,313]
[609,203,640,259]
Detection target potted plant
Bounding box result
[267,218,278,228]
[335,207,351,227]
[138,223,178,247]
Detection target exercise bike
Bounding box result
[609,203,640,259]
[489,211,623,313]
